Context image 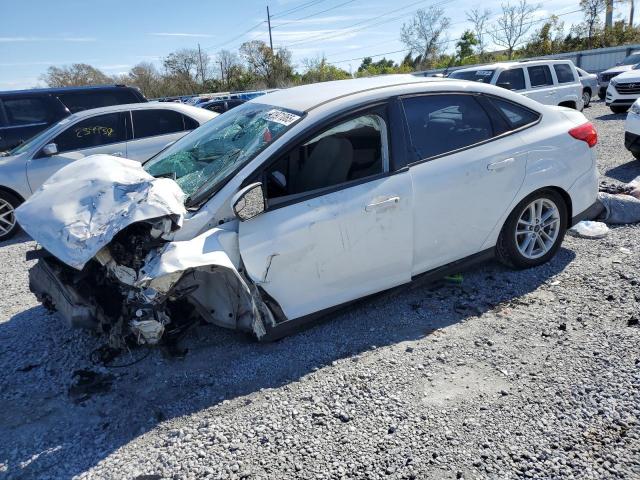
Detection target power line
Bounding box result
[270,0,330,19]
[202,20,266,51]
[271,0,358,29]
[326,7,583,65]
[279,0,447,48]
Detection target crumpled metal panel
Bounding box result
[16,155,186,270]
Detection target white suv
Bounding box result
[605,65,640,113]
[449,60,584,110]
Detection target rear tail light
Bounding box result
[569,122,598,148]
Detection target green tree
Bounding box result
[456,30,479,61]
[301,56,351,83]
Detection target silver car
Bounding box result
[0,102,216,240]
[576,67,598,107]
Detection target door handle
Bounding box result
[365,196,400,212]
[487,157,515,171]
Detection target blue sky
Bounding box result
[0,0,594,90]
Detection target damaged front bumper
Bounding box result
[18,155,279,347]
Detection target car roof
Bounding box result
[0,84,140,96]
[66,101,214,119]
[453,59,574,74]
[251,75,439,112]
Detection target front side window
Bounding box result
[52,112,126,153]
[144,102,302,201]
[402,94,493,160]
[528,65,554,87]
[496,68,526,90]
[554,64,575,83]
[3,97,49,125]
[265,114,387,200]
[132,109,185,139]
[449,69,495,83]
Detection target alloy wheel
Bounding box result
[582,91,591,107]
[0,198,16,238]
[515,198,560,260]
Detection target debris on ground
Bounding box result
[68,369,114,404]
[569,220,609,238]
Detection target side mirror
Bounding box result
[42,143,58,156]
[496,81,512,90]
[232,182,265,222]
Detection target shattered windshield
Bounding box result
[144,102,302,203]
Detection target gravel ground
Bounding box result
[1,100,639,480]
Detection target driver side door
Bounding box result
[26,112,128,193]
[238,106,413,321]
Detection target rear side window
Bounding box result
[132,109,185,139]
[57,90,141,113]
[554,64,576,83]
[496,68,526,90]
[3,97,49,125]
[528,65,554,87]
[53,112,126,153]
[402,94,493,160]
[489,97,540,130]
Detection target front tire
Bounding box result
[611,105,629,114]
[0,191,21,241]
[496,190,568,269]
[598,88,606,100]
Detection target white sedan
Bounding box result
[0,102,217,240]
[17,75,599,346]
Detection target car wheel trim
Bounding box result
[582,91,590,105]
[514,198,560,260]
[0,198,16,236]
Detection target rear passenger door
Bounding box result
[553,63,579,105]
[523,65,557,105]
[401,93,534,275]
[25,112,128,193]
[128,109,191,161]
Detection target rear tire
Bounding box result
[582,89,591,107]
[496,189,568,269]
[633,151,640,160]
[598,88,606,100]
[0,190,21,241]
[611,105,629,114]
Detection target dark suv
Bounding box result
[0,85,146,152]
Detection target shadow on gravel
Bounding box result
[594,112,627,121]
[0,247,576,479]
[605,160,640,183]
[0,230,31,248]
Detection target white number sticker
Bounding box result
[264,109,300,126]
[476,70,493,76]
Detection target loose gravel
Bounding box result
[1,101,639,480]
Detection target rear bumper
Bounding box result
[29,259,99,330]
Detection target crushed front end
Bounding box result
[18,155,276,348]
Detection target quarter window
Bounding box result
[527,65,554,87]
[402,94,493,160]
[496,68,526,90]
[52,112,126,153]
[132,109,186,139]
[488,97,540,131]
[3,98,49,125]
[265,114,387,200]
[553,64,575,83]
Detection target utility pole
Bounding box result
[197,43,205,87]
[267,6,274,53]
[219,60,225,88]
[605,0,613,29]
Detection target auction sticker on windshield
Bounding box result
[476,70,493,76]
[264,109,301,126]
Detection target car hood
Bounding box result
[15,154,187,270]
[601,65,636,75]
[611,69,640,82]
[0,152,26,164]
